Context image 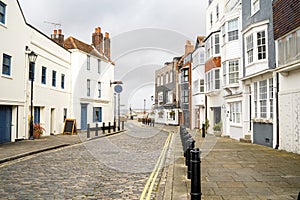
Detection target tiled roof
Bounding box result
[64,36,111,63]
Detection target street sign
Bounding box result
[114,84,123,93]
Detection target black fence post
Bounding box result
[102,122,105,134]
[113,121,116,132]
[202,123,206,138]
[95,123,98,136]
[108,122,111,133]
[87,124,90,138]
[122,121,124,130]
[191,148,201,200]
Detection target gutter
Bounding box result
[275,72,279,149]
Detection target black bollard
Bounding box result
[190,148,201,200]
[87,124,90,138]
[113,121,116,132]
[122,121,124,130]
[202,123,205,138]
[102,122,105,134]
[95,123,98,136]
[186,139,195,179]
[108,122,111,133]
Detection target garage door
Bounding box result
[0,105,12,143]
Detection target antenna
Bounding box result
[44,21,61,29]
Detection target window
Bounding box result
[269,78,273,118]
[251,0,260,15]
[98,59,101,73]
[183,90,189,103]
[246,34,254,64]
[52,70,56,87]
[158,92,163,103]
[259,80,267,118]
[0,1,6,24]
[34,107,40,124]
[166,72,169,84]
[230,102,241,124]
[223,62,226,85]
[222,24,226,44]
[193,80,199,94]
[229,60,239,84]
[41,67,46,84]
[215,34,220,54]
[98,82,101,98]
[183,69,189,82]
[206,37,211,59]
[87,79,90,96]
[254,82,258,118]
[61,74,65,89]
[210,12,213,27]
[257,31,266,60]
[93,107,102,122]
[199,52,205,64]
[200,79,204,92]
[215,69,220,89]
[278,28,300,66]
[2,54,11,76]
[63,108,67,122]
[157,77,160,86]
[216,5,219,21]
[87,55,90,70]
[228,18,238,41]
[169,71,173,83]
[161,75,164,85]
[167,91,173,103]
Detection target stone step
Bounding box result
[240,138,252,143]
[244,134,251,140]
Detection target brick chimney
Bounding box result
[104,32,110,59]
[51,29,64,47]
[92,27,103,54]
[185,40,194,55]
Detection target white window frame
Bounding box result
[205,68,221,92]
[169,71,173,83]
[166,72,169,84]
[253,79,273,119]
[244,26,268,66]
[97,59,101,74]
[87,55,90,70]
[228,60,239,84]
[251,0,260,16]
[0,1,6,25]
[230,101,242,124]
[228,18,239,41]
[167,91,173,103]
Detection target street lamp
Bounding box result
[28,51,38,140]
[144,99,146,114]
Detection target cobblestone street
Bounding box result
[0,121,169,199]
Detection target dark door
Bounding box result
[214,107,221,124]
[0,105,12,143]
[81,104,87,130]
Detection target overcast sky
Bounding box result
[18,0,207,111]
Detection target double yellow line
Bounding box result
[140,131,173,200]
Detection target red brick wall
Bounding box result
[205,56,221,73]
[273,0,300,40]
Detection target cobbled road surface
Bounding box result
[0,121,169,199]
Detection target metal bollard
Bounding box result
[122,121,124,130]
[113,121,116,132]
[102,122,105,134]
[108,122,111,133]
[186,139,195,179]
[202,123,205,138]
[87,124,90,138]
[190,148,201,200]
[95,123,98,136]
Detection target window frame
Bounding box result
[87,55,90,71]
[87,79,91,97]
[97,59,101,74]
[93,107,102,122]
[228,60,239,84]
[98,81,101,98]
[2,53,11,76]
[251,0,260,16]
[228,18,239,42]
[230,101,242,124]
[0,1,6,24]
[52,70,56,87]
[61,74,65,89]
[41,66,46,84]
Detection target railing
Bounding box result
[86,121,124,139]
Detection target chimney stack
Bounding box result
[92,27,103,54]
[51,29,64,47]
[185,40,194,55]
[104,32,110,59]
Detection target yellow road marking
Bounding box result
[140,131,173,200]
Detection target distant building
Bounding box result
[191,36,206,129]
[273,0,300,154]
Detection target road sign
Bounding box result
[114,84,123,93]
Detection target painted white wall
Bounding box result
[70,50,114,129]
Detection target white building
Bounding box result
[0,0,71,142]
[64,28,115,130]
[191,36,206,130]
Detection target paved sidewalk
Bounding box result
[160,128,300,200]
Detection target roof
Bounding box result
[64,36,111,63]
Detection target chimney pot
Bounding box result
[53,29,57,35]
[58,29,62,35]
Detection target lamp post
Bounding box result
[28,51,38,140]
[144,99,146,114]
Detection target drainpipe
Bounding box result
[275,72,279,149]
